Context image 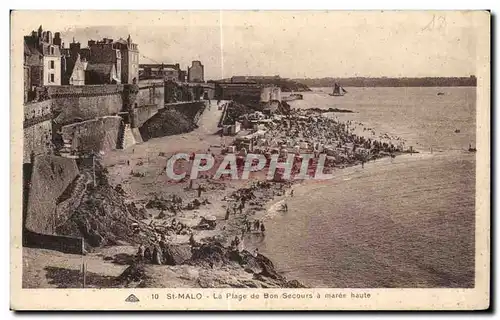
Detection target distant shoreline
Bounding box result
[307,85,478,88]
[294,77,477,88]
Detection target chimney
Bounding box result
[53,32,62,46]
[70,42,81,56]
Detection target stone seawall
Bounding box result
[24,231,84,255]
[135,84,164,108]
[61,116,123,154]
[48,85,124,126]
[23,100,53,163]
[25,155,79,235]
[133,104,162,128]
[46,84,165,126]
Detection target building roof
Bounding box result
[116,38,128,45]
[85,62,118,83]
[40,43,61,56]
[23,38,42,57]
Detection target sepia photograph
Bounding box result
[10,10,490,310]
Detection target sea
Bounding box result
[256,87,476,288]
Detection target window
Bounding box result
[50,74,54,83]
[50,61,54,69]
[50,46,54,55]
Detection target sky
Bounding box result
[16,11,486,80]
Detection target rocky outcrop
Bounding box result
[116,242,307,288]
[54,162,152,248]
[163,244,193,265]
[138,108,199,141]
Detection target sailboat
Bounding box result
[329,83,348,96]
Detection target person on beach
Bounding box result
[197,185,203,197]
[127,160,130,166]
[136,244,145,261]
[255,220,260,231]
[152,245,163,265]
[144,245,152,262]
[231,236,241,251]
[282,202,288,212]
[225,207,230,220]
[260,223,266,235]
[253,248,259,257]
[189,233,197,247]
[290,189,294,197]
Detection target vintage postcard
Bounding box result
[10,10,490,310]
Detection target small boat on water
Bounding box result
[329,83,347,97]
[437,92,445,96]
[455,129,461,133]
[468,144,477,152]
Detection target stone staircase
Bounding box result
[116,121,126,149]
[59,137,79,159]
[55,173,90,226]
[118,123,137,150]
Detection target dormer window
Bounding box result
[49,46,54,55]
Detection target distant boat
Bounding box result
[468,144,477,152]
[329,83,347,96]
[455,129,461,133]
[437,92,445,96]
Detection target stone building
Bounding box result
[114,35,139,84]
[24,40,43,102]
[24,26,62,87]
[61,35,138,85]
[179,69,187,82]
[139,63,186,82]
[87,38,122,84]
[188,60,204,83]
[61,39,87,85]
[162,67,179,82]
[85,62,119,85]
[63,54,86,85]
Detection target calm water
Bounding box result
[257,87,476,288]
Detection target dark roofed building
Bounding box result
[24,25,62,89]
[85,62,119,85]
[24,39,44,102]
[24,26,62,86]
